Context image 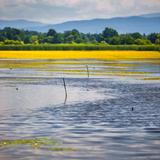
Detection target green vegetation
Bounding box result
[0,138,78,152]
[0,27,160,50]
[1,27,160,45]
[0,137,58,148]
[0,44,159,51]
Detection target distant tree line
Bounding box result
[0,27,160,45]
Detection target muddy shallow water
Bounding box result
[0,59,160,160]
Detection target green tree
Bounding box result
[31,36,39,44]
[4,39,24,45]
[0,26,159,45]
[23,36,31,44]
[47,29,57,37]
[130,32,142,39]
[155,34,160,45]
[109,36,121,45]
[102,27,118,39]
[135,39,151,45]
[119,34,134,45]
[147,33,158,43]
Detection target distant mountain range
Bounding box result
[0,12,160,34]
[0,19,44,31]
[140,12,160,18]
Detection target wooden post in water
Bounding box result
[62,78,67,104]
[86,65,90,78]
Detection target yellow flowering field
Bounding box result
[0,51,160,60]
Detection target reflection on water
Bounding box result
[0,59,160,160]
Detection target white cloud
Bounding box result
[0,0,160,23]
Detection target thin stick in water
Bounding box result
[86,65,90,78]
[62,78,67,104]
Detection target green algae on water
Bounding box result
[0,137,58,148]
[0,138,78,152]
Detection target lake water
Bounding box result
[0,58,160,160]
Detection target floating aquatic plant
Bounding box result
[0,138,58,148]
[0,138,77,152]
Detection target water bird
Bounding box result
[16,88,18,91]
[132,107,134,111]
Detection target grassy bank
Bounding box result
[0,51,160,60]
[0,44,160,51]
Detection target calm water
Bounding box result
[0,59,160,160]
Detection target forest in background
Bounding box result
[0,27,160,45]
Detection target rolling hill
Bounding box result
[0,19,45,31]
[0,13,160,34]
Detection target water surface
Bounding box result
[0,58,160,160]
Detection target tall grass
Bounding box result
[0,44,159,51]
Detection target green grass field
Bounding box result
[0,44,160,51]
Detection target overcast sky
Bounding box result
[0,0,160,23]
